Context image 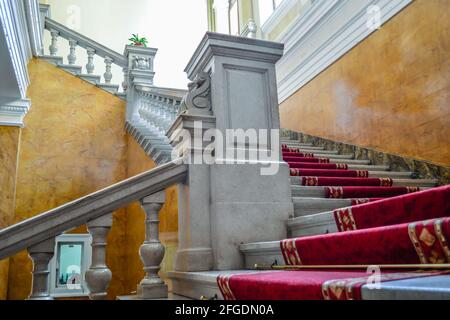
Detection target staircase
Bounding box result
[39,14,178,164]
[1,2,449,301]
[168,136,450,300]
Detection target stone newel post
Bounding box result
[137,191,168,299]
[168,33,293,274]
[124,45,157,122]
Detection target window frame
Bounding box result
[228,0,240,35]
[48,234,92,298]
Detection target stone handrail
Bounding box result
[0,160,187,300]
[45,17,127,67]
[0,160,186,259]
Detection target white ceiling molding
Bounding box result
[276,0,413,103]
[0,0,42,127]
[0,98,31,128]
[24,0,44,56]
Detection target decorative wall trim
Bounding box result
[260,0,301,38]
[0,0,30,99]
[24,0,44,56]
[282,129,450,186]
[276,0,413,103]
[0,98,31,127]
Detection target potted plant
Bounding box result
[128,34,148,47]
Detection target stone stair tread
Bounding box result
[172,268,450,300]
[392,179,438,187]
[348,165,390,171]
[291,185,431,198]
[300,150,339,154]
[287,211,337,237]
[117,293,192,300]
[290,177,435,187]
[330,159,371,164]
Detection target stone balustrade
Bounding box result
[0,161,188,300]
[42,17,127,93]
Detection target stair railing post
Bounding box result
[168,33,293,273]
[28,238,55,300]
[86,47,95,74]
[137,191,168,299]
[49,29,59,56]
[122,67,128,93]
[67,39,77,64]
[123,45,157,122]
[103,56,113,84]
[85,213,113,300]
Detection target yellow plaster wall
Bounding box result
[7,59,129,299]
[280,0,450,166]
[0,126,21,300]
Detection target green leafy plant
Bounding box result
[128,34,148,47]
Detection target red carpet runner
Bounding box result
[299,177,393,186]
[334,186,450,231]
[218,216,450,300]
[281,217,450,266]
[216,144,448,300]
[218,270,449,300]
[325,186,420,198]
[290,169,368,177]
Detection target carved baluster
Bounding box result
[137,191,168,299]
[28,238,55,300]
[86,47,95,74]
[67,39,77,64]
[85,214,113,300]
[49,30,59,56]
[122,67,128,93]
[103,56,113,84]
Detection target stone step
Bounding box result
[97,83,119,94]
[285,149,339,155]
[79,74,101,85]
[288,210,337,237]
[117,293,192,300]
[392,179,438,187]
[169,269,450,300]
[293,198,364,217]
[116,93,127,100]
[281,142,325,150]
[290,172,414,184]
[286,154,355,161]
[291,185,431,197]
[59,64,82,75]
[290,178,435,187]
[331,159,371,164]
[40,55,63,66]
[281,141,314,147]
[347,164,390,171]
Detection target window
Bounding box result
[259,0,285,25]
[229,0,239,35]
[49,234,92,298]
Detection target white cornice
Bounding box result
[261,0,299,38]
[0,98,31,127]
[276,0,413,103]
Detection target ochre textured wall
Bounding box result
[0,126,21,300]
[8,59,128,299]
[123,135,178,295]
[280,0,450,166]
